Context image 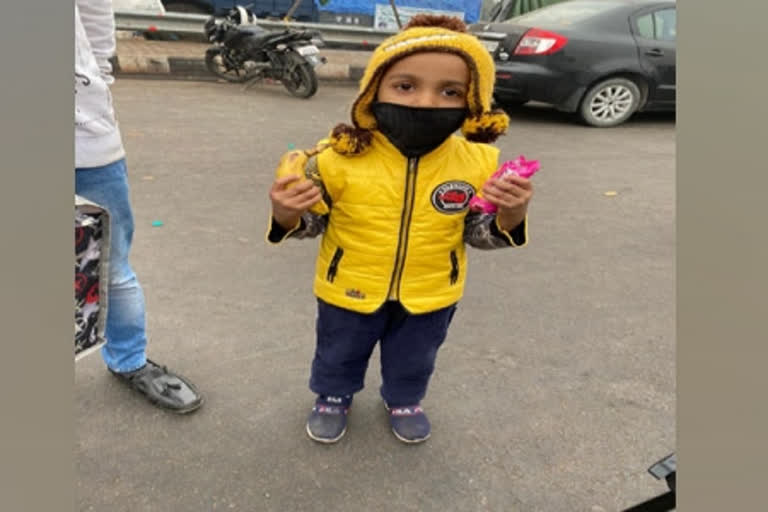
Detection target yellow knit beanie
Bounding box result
[329,15,509,156]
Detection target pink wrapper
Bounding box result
[468,155,540,214]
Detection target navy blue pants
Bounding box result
[309,299,457,407]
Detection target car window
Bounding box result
[510,0,529,17]
[535,0,569,13]
[634,8,676,41]
[481,0,503,21]
[493,0,568,20]
[635,13,654,39]
[654,8,676,41]
[505,0,617,26]
[507,0,523,17]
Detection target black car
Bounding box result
[470,0,676,127]
[479,0,570,22]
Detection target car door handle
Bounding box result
[645,48,665,57]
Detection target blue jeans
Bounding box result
[310,300,457,407]
[75,158,147,373]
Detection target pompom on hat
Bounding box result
[329,14,510,156]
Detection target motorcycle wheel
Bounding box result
[205,48,248,83]
[280,53,318,99]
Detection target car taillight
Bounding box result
[513,28,568,55]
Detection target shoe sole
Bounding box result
[305,423,346,444]
[383,402,430,444]
[135,389,205,414]
[110,371,205,414]
[161,395,204,414]
[391,428,430,444]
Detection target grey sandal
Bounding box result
[110,359,204,414]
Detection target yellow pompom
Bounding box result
[329,123,373,156]
[461,109,510,143]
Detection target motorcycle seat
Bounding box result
[241,29,276,48]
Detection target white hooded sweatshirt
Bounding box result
[75,0,126,169]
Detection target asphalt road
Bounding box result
[76,79,676,512]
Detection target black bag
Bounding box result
[75,195,110,361]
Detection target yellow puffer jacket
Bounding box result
[304,131,499,314]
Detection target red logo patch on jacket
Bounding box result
[431,181,475,214]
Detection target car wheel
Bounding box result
[579,77,642,127]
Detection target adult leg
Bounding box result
[75,159,203,413]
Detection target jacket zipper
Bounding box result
[387,157,419,300]
[326,247,344,282]
[450,250,459,285]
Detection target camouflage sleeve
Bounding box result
[267,212,328,244]
[290,212,328,239]
[304,153,333,211]
[266,152,332,244]
[463,212,528,250]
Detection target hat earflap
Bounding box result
[329,123,374,156]
[461,109,510,143]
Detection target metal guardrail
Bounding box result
[114,10,397,47]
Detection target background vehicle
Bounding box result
[162,0,317,21]
[479,0,569,21]
[471,0,676,127]
[204,5,326,98]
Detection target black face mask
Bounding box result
[371,102,468,158]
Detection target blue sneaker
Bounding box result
[306,395,351,444]
[385,402,431,444]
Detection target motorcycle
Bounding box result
[203,5,327,99]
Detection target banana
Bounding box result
[274,142,330,216]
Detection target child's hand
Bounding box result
[482,174,534,232]
[270,175,322,230]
